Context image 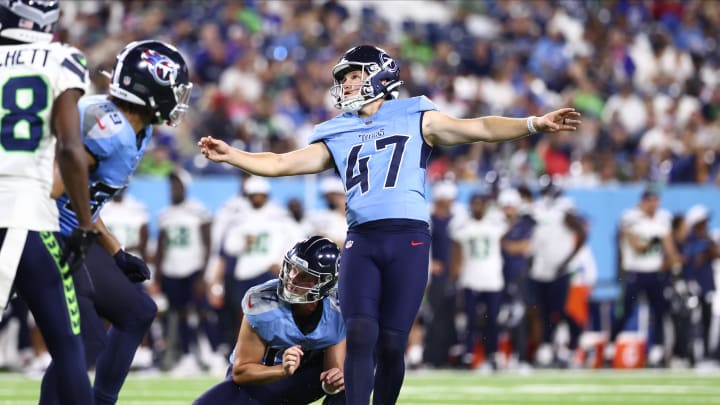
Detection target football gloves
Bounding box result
[60,228,100,274]
[113,249,151,283]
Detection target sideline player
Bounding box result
[199,45,580,404]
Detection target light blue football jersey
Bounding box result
[57,95,153,236]
[230,279,345,366]
[309,96,437,227]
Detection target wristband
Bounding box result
[322,381,341,395]
[210,283,224,296]
[526,116,538,134]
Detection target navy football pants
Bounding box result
[1,229,93,404]
[338,219,430,405]
[40,241,157,405]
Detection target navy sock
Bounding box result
[373,328,408,405]
[344,317,378,405]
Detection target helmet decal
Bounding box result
[141,49,179,86]
[380,51,398,73]
[106,40,192,126]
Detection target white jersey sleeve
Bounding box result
[0,42,89,231]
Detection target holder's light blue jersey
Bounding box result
[309,96,437,227]
[233,279,345,366]
[57,95,152,235]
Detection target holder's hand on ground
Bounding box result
[198,136,231,163]
[320,367,344,394]
[60,227,101,272]
[536,108,582,133]
[113,249,151,282]
[282,345,303,376]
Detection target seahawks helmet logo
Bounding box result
[141,49,178,86]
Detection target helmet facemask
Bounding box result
[330,55,402,113]
[156,81,192,127]
[278,251,336,304]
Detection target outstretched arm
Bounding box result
[198,137,334,177]
[422,108,581,147]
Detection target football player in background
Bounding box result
[306,176,348,248]
[0,1,96,403]
[499,187,535,370]
[199,44,580,404]
[41,40,192,404]
[529,183,587,367]
[194,236,346,405]
[422,180,462,369]
[450,192,507,371]
[609,188,681,367]
[680,205,720,364]
[153,169,216,375]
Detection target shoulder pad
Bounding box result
[242,281,282,315]
[82,98,125,140]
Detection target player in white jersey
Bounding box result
[307,176,348,247]
[608,188,680,366]
[529,183,587,367]
[153,169,213,374]
[100,190,149,260]
[0,1,95,403]
[450,193,507,370]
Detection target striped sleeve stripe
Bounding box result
[61,57,88,82]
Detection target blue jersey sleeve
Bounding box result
[409,95,438,113]
[308,115,342,145]
[79,97,126,161]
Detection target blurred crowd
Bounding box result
[53,0,720,186]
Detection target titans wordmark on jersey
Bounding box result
[309,96,437,227]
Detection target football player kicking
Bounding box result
[39,40,192,405]
[199,44,581,404]
[194,236,346,405]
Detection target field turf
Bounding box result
[1,369,719,404]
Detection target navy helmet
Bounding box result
[278,236,340,304]
[104,40,192,126]
[330,45,403,112]
[0,0,59,43]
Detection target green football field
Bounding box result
[1,369,720,404]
